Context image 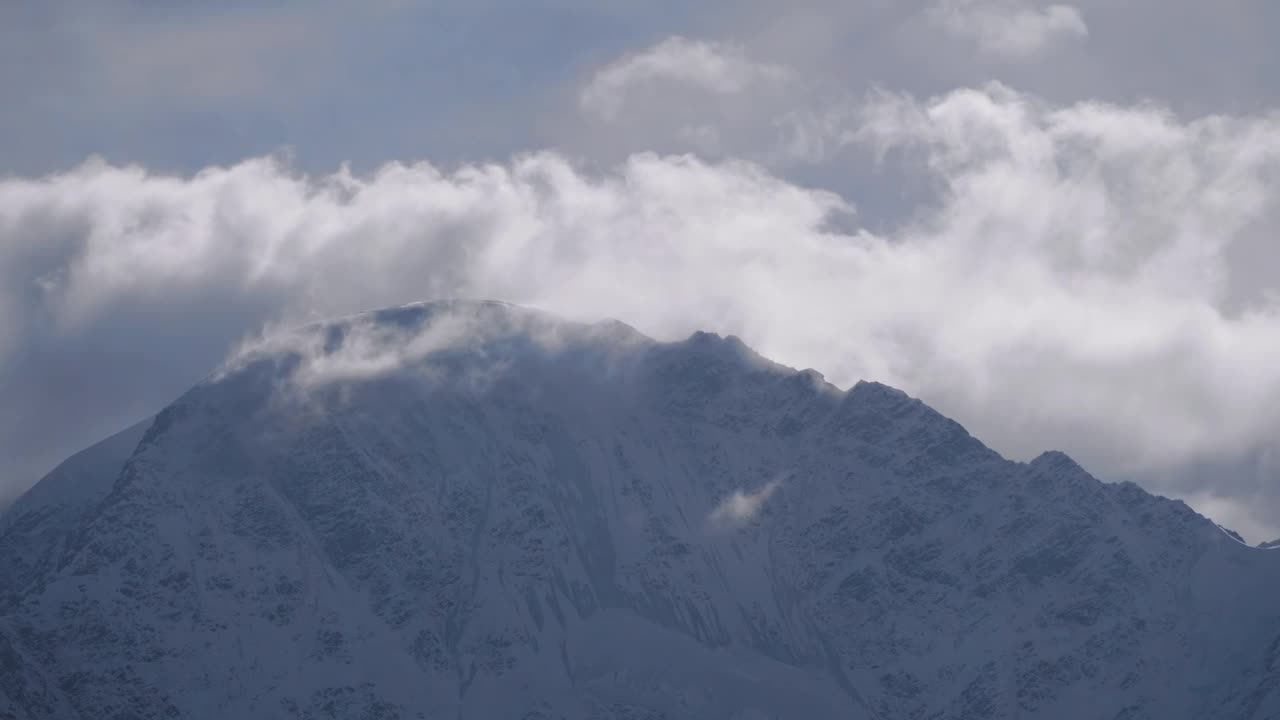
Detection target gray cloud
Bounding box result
[84,7,332,107]
[6,1,1279,176]
[0,1,701,175]
[928,0,1087,57]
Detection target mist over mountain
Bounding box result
[2,300,1278,719]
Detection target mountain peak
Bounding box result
[1029,449,1085,473]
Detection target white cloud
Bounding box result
[580,36,788,120]
[5,85,1280,540]
[929,0,1088,57]
[848,83,1280,463]
[709,478,784,529]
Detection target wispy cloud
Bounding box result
[223,306,507,388]
[580,36,789,120]
[220,300,642,394]
[929,0,1088,57]
[708,477,785,529]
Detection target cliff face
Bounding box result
[3,300,1278,720]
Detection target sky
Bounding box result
[2,0,1280,541]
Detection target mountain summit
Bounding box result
[2,300,1278,719]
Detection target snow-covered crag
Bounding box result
[2,300,1279,720]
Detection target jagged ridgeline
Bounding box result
[2,300,1279,719]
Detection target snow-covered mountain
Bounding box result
[2,300,1279,719]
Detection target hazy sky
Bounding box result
[3,0,1280,540]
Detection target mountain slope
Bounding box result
[0,419,150,612]
[2,300,1278,720]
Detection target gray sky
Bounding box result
[3,0,1280,541]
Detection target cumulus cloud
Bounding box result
[709,477,785,529]
[5,84,1280,539]
[579,36,788,120]
[929,0,1088,56]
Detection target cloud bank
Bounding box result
[3,80,1280,539]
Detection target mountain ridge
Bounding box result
[2,300,1277,719]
